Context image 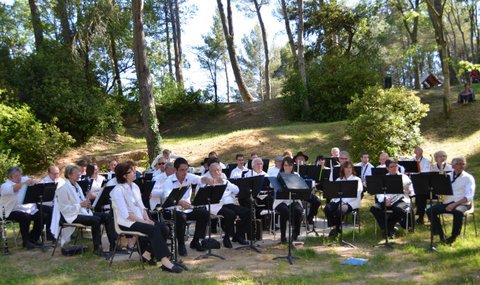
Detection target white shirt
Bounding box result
[432,163,453,173]
[354,162,373,181]
[40,176,66,188]
[334,175,363,209]
[162,173,203,204]
[230,166,249,179]
[0,177,38,217]
[444,171,475,205]
[410,156,431,173]
[150,172,169,210]
[110,183,145,228]
[243,169,267,178]
[201,172,240,214]
[56,180,92,224]
[376,173,414,204]
[106,171,115,180]
[106,177,118,187]
[152,169,164,182]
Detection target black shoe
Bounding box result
[178,244,187,257]
[190,241,206,252]
[29,239,42,246]
[161,264,183,273]
[292,233,299,241]
[174,261,189,271]
[307,217,315,225]
[416,218,424,225]
[23,241,36,250]
[328,228,338,238]
[223,237,232,248]
[445,236,457,245]
[142,257,157,266]
[280,236,287,244]
[93,248,106,257]
[235,238,249,245]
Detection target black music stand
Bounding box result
[230,176,264,253]
[411,173,452,252]
[92,186,115,212]
[140,180,155,210]
[371,168,388,176]
[161,186,189,267]
[24,183,56,252]
[192,185,227,260]
[270,174,311,265]
[77,180,91,196]
[366,175,404,248]
[399,161,420,173]
[323,180,358,248]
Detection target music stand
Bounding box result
[366,175,404,248]
[230,176,264,253]
[371,168,388,176]
[77,180,91,196]
[299,165,321,182]
[140,180,155,210]
[323,181,358,248]
[192,185,227,260]
[160,186,189,265]
[271,174,311,265]
[410,173,452,252]
[24,183,56,252]
[399,161,420,173]
[92,186,115,212]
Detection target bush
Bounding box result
[347,86,429,163]
[0,149,20,182]
[0,103,75,173]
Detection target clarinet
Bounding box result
[2,206,9,255]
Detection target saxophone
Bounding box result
[2,206,9,255]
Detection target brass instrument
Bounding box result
[2,206,9,255]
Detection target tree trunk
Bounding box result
[164,1,173,77]
[253,0,271,100]
[280,0,296,57]
[28,0,43,50]
[109,31,123,97]
[297,0,310,114]
[469,5,477,63]
[224,58,230,103]
[173,0,184,92]
[132,0,162,160]
[56,0,73,48]
[451,4,469,61]
[426,0,451,118]
[217,0,253,102]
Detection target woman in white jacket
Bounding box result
[110,161,183,273]
[323,161,363,238]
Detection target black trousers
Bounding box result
[8,209,43,245]
[324,202,353,228]
[370,201,408,234]
[164,208,209,245]
[61,212,116,250]
[307,194,321,221]
[217,204,251,239]
[427,202,470,239]
[120,221,171,260]
[275,202,303,238]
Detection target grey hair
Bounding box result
[451,156,466,165]
[209,162,221,171]
[64,164,82,178]
[252,157,263,165]
[339,151,350,158]
[165,162,175,169]
[434,150,447,160]
[7,167,22,179]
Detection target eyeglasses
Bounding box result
[126,171,132,174]
[157,162,166,165]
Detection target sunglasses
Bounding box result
[157,162,166,165]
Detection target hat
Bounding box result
[293,151,309,162]
[274,156,284,162]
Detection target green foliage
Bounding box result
[457,60,480,83]
[12,44,123,143]
[0,103,74,173]
[0,149,20,182]
[282,53,379,121]
[347,86,429,163]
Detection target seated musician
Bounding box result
[202,163,250,247]
[457,83,474,103]
[274,157,303,242]
[54,165,116,256]
[432,150,453,173]
[331,147,340,159]
[267,156,283,177]
[293,151,321,225]
[199,152,226,174]
[152,157,167,182]
[410,147,431,225]
[427,156,475,245]
[110,161,183,273]
[83,163,105,198]
[242,157,267,208]
[106,159,118,181]
[40,165,66,187]
[229,154,249,179]
[370,159,414,238]
[354,152,373,192]
[0,167,49,249]
[150,162,176,210]
[162,157,214,256]
[324,161,362,238]
[376,152,389,168]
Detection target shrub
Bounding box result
[347,86,429,163]
[0,103,75,172]
[0,149,20,182]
